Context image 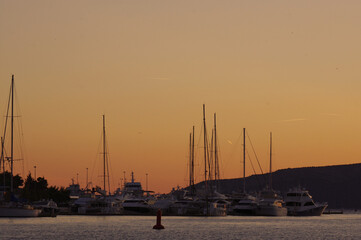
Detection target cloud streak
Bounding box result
[281,118,307,123]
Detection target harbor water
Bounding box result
[1,214,360,239]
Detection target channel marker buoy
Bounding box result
[153,209,165,230]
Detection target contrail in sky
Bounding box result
[281,118,307,122]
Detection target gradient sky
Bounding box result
[1,1,361,193]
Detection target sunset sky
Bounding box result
[1,1,361,193]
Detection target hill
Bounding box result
[193,163,361,209]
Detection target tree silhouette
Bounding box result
[0,171,24,190]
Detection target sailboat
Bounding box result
[255,132,287,216]
[0,75,41,217]
[169,105,226,216]
[72,115,123,215]
[229,128,258,216]
[168,126,205,216]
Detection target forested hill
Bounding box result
[195,163,361,209]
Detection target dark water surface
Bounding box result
[1,214,360,239]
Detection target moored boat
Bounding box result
[255,133,287,216]
[0,202,41,217]
[122,198,153,215]
[230,193,258,216]
[255,190,287,216]
[285,187,327,216]
[33,200,59,217]
[0,75,41,218]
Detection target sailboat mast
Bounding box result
[203,104,209,214]
[243,128,246,193]
[203,105,208,190]
[10,75,14,193]
[189,132,192,188]
[103,115,106,194]
[1,137,5,192]
[191,126,195,194]
[214,113,218,187]
[269,132,272,190]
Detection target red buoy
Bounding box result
[153,209,165,230]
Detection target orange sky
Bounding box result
[1,1,361,193]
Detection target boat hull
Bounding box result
[287,205,327,216]
[38,207,59,217]
[0,207,41,217]
[230,208,256,216]
[123,206,152,215]
[256,206,287,216]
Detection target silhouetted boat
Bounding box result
[229,193,258,216]
[33,200,59,217]
[0,202,41,217]
[256,190,287,216]
[229,128,258,216]
[285,187,327,216]
[0,75,40,218]
[71,116,123,215]
[255,133,287,216]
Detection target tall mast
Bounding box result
[243,128,246,193]
[189,132,192,188]
[10,75,14,193]
[103,115,106,194]
[203,104,208,189]
[203,104,208,214]
[214,113,218,189]
[269,132,272,190]
[191,126,195,195]
[86,167,88,191]
[1,137,4,192]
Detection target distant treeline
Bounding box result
[0,171,70,204]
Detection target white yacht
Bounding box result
[169,198,226,216]
[33,200,59,217]
[255,190,287,216]
[230,193,258,216]
[285,187,327,216]
[118,172,155,214]
[122,199,153,214]
[74,195,123,215]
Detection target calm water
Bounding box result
[1,214,360,239]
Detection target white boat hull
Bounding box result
[0,207,41,217]
[287,205,327,216]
